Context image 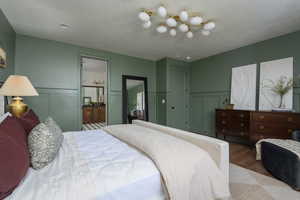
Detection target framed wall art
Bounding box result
[0,47,7,68]
[230,64,257,110]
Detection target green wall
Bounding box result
[156,58,167,125]
[156,58,190,130]
[190,30,300,136]
[0,9,15,81]
[15,34,157,131]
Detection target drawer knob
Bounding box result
[288,129,293,133]
[259,115,265,119]
[240,114,244,118]
[259,125,264,130]
[222,129,225,133]
[222,112,226,116]
[222,120,226,124]
[240,123,244,127]
[288,117,293,122]
[240,132,244,136]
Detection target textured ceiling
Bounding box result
[1,0,300,61]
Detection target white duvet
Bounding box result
[6,130,166,200]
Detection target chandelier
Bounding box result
[138,5,216,39]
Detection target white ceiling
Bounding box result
[1,0,300,61]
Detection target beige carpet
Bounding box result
[229,164,300,200]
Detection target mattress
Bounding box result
[6,130,166,200]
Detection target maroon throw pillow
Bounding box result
[18,109,40,135]
[0,118,30,199]
[0,117,27,147]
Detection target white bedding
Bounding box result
[6,130,166,200]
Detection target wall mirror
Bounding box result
[122,75,149,124]
[82,86,105,105]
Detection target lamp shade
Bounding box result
[0,75,39,96]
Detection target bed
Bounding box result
[5,120,230,200]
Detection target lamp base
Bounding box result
[9,97,28,118]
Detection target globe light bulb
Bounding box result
[156,25,167,33]
[190,16,203,25]
[157,6,167,18]
[169,29,177,36]
[203,22,216,30]
[178,24,189,32]
[143,21,152,29]
[138,11,150,22]
[166,17,177,27]
[179,10,189,22]
[186,31,194,39]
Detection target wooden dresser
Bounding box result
[216,109,300,144]
[82,104,106,124]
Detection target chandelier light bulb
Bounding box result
[156,25,167,33]
[143,21,152,29]
[138,6,216,38]
[166,17,177,27]
[169,29,177,37]
[203,22,216,30]
[201,30,211,36]
[186,31,194,39]
[138,11,150,22]
[179,10,189,22]
[178,24,189,32]
[157,6,167,18]
[190,16,203,25]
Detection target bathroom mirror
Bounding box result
[122,75,149,124]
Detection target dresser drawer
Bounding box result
[252,112,284,122]
[231,111,250,121]
[251,122,295,136]
[216,110,229,117]
[252,112,300,123]
[216,118,230,127]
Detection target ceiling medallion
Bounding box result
[138,5,216,39]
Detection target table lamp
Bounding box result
[0,75,39,117]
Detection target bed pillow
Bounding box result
[0,117,29,199]
[0,116,27,147]
[44,117,64,154]
[28,122,63,170]
[44,117,63,136]
[18,109,40,135]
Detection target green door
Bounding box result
[167,65,189,130]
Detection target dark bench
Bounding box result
[261,131,300,190]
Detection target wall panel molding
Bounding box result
[190,91,229,136]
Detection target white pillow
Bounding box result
[0,112,11,124]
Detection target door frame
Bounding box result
[80,56,108,125]
[122,75,149,124]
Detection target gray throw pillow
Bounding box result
[44,117,63,136]
[28,119,63,170]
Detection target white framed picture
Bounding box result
[231,64,257,110]
[259,57,293,111]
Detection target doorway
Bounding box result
[81,57,108,130]
[167,65,189,130]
